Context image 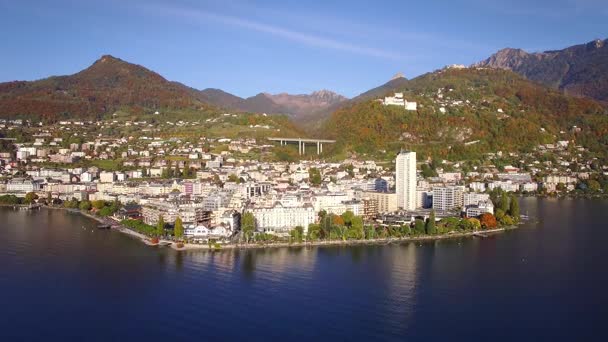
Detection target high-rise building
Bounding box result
[432,186,465,211]
[396,151,417,210]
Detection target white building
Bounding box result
[469,182,486,193]
[7,178,43,193]
[142,200,205,226]
[463,192,490,207]
[99,171,116,183]
[249,203,315,234]
[465,201,494,217]
[80,172,94,183]
[432,186,465,211]
[487,180,518,192]
[313,192,350,213]
[396,151,417,210]
[520,182,538,193]
[383,93,417,111]
[438,172,462,183]
[184,225,232,239]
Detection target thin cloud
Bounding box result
[141,4,404,60]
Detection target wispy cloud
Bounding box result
[140,3,404,60]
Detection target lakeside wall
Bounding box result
[173,228,510,251]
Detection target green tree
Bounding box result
[320,213,332,238]
[92,200,106,210]
[307,223,321,241]
[495,208,506,221]
[98,200,120,217]
[399,224,411,236]
[466,218,481,231]
[174,216,184,239]
[241,212,255,243]
[350,216,364,239]
[587,179,601,192]
[24,192,38,204]
[426,210,436,234]
[79,200,92,211]
[308,168,322,186]
[341,210,355,226]
[414,219,426,235]
[290,226,304,243]
[508,195,520,222]
[439,217,461,232]
[364,225,376,240]
[63,198,79,209]
[500,192,509,213]
[421,164,437,178]
[500,215,515,226]
[0,195,22,204]
[156,215,165,237]
[335,225,348,241]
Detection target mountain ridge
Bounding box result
[474,38,608,102]
[0,55,205,120]
[0,54,349,122]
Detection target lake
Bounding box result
[1,198,607,341]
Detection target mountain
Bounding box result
[0,55,207,120]
[351,73,409,102]
[266,90,347,116]
[0,54,348,124]
[197,89,347,122]
[324,67,607,160]
[474,39,608,103]
[197,88,244,110]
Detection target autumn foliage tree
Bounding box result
[479,213,498,229]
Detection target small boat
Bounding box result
[97,224,111,230]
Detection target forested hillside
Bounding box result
[324,68,608,162]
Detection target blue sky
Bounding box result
[0,0,606,98]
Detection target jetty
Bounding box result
[473,228,505,238]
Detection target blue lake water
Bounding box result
[1,198,607,341]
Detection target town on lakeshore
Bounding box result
[1,109,605,249]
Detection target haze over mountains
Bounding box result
[474,38,608,103]
[198,88,348,122]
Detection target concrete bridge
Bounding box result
[268,137,336,155]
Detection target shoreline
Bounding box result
[25,206,517,252]
[43,206,152,242]
[173,227,513,251]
